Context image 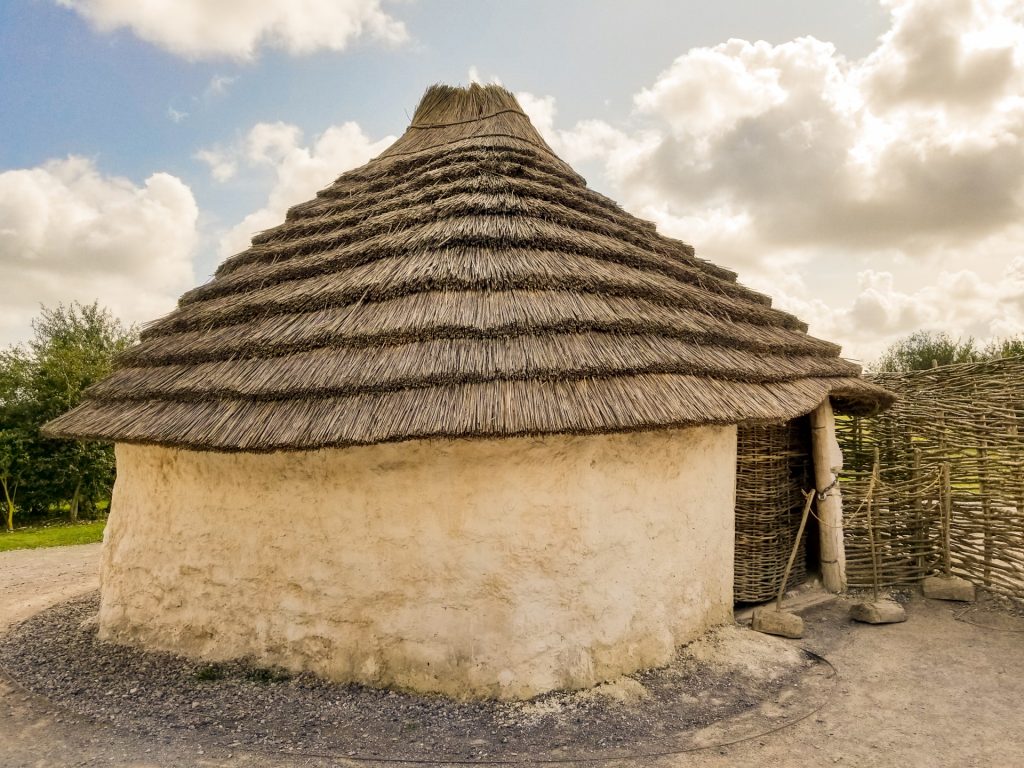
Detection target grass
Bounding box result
[0,519,106,552]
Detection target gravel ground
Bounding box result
[1,593,830,763]
[2,546,1023,768]
[950,589,1024,630]
[0,542,99,626]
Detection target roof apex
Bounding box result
[411,83,525,126]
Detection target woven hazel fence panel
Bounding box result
[734,419,813,603]
[837,357,1024,599]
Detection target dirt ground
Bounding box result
[1,544,1022,768]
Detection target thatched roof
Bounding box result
[44,84,892,452]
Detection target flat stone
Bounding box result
[850,599,907,624]
[751,607,804,638]
[922,575,976,602]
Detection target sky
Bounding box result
[2,0,1023,363]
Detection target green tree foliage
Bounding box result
[983,336,1024,359]
[0,349,33,531]
[873,331,981,372]
[0,302,135,529]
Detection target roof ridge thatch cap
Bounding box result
[44,83,894,452]
[409,83,530,127]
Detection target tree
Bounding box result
[0,349,33,531]
[2,302,136,526]
[983,336,1024,360]
[873,331,981,373]
[0,429,26,532]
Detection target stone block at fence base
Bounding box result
[751,607,804,638]
[849,599,907,624]
[922,575,976,602]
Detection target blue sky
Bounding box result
[2,0,1023,360]
[1,1,886,229]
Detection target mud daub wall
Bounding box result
[836,357,1024,599]
[102,428,737,701]
[735,420,814,603]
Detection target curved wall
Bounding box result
[100,426,736,699]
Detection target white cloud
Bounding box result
[521,0,1024,359]
[203,74,237,100]
[209,121,395,258]
[57,0,408,61]
[468,66,502,86]
[194,149,238,182]
[166,106,188,123]
[517,91,643,168]
[764,260,1024,363]
[864,0,1023,109]
[0,157,197,344]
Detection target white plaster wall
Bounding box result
[100,426,737,700]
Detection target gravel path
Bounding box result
[1,542,100,626]
[1,545,1023,767]
[3,593,828,764]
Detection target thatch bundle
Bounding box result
[45,84,891,451]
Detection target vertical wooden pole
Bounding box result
[979,414,992,586]
[935,367,950,579]
[867,448,881,602]
[810,398,847,592]
[912,447,924,576]
[1016,408,1024,523]
[941,462,953,577]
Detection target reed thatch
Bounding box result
[44,84,892,452]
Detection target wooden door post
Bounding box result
[810,398,847,592]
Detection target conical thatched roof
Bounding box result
[44,84,892,452]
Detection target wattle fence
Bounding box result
[836,357,1024,599]
[734,419,813,603]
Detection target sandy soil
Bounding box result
[1,544,1022,768]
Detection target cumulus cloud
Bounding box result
[57,0,408,60]
[618,28,1024,254]
[203,74,237,100]
[522,0,1024,359]
[763,258,1024,362]
[166,106,188,124]
[206,121,394,258]
[194,149,237,183]
[468,66,502,86]
[0,157,197,344]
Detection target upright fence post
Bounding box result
[941,462,953,578]
[867,448,881,602]
[912,447,924,577]
[978,413,992,586]
[1017,408,1024,525]
[811,398,846,592]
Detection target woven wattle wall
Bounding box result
[734,419,813,603]
[837,357,1024,599]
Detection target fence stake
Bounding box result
[941,462,953,577]
[979,414,992,586]
[912,447,924,577]
[867,448,881,602]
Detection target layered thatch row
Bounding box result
[51,374,881,452]
[45,84,892,451]
[118,291,839,368]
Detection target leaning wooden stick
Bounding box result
[776,489,817,612]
